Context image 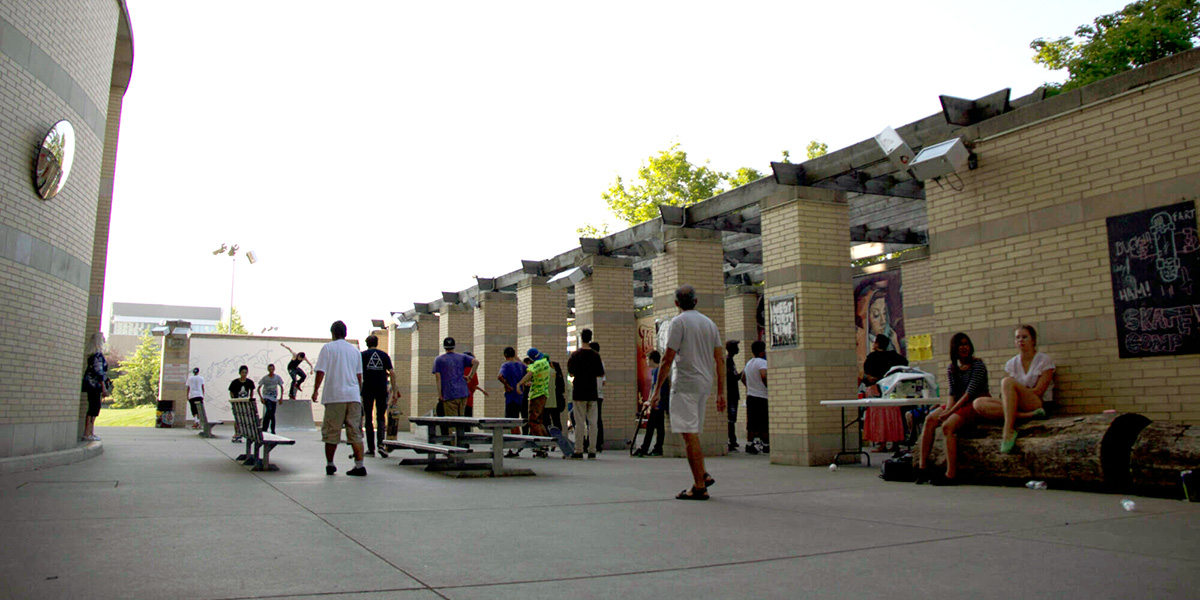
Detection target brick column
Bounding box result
[157,321,190,428]
[388,324,412,417]
[725,286,761,347]
[409,313,440,431]
[473,292,517,418]
[760,186,856,466]
[572,255,636,450]
[438,303,474,355]
[651,227,727,457]
[517,276,568,366]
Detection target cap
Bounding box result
[442,337,456,349]
[527,348,540,360]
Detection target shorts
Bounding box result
[669,391,707,434]
[505,402,522,419]
[86,389,102,417]
[321,402,363,445]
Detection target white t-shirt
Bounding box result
[315,339,364,404]
[666,309,722,402]
[1005,352,1055,402]
[186,375,205,399]
[597,360,606,399]
[743,357,768,399]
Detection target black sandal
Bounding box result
[676,486,709,500]
[704,473,715,488]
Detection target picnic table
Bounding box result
[820,397,936,466]
[384,416,551,477]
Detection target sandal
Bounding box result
[1030,408,1048,420]
[676,486,709,501]
[1000,430,1018,454]
[704,473,715,488]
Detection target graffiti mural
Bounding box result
[854,270,906,380]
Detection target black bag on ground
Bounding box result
[879,454,916,482]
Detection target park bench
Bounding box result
[191,401,223,438]
[229,399,295,472]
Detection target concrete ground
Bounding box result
[1,426,1198,600]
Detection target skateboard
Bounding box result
[549,426,574,457]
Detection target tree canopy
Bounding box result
[216,306,249,335]
[1032,0,1200,92]
[579,143,824,235]
[110,330,161,408]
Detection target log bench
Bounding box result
[927,413,1154,492]
[229,399,296,472]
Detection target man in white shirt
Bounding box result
[650,285,726,500]
[741,341,769,454]
[312,320,366,476]
[185,368,205,430]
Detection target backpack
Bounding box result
[879,453,916,482]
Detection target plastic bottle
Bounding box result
[1121,499,1137,512]
[1026,481,1048,490]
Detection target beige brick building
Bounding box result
[0,1,133,458]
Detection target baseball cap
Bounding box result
[526,348,540,360]
[443,337,456,349]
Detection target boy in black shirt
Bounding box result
[228,365,255,442]
[281,343,313,399]
[360,335,398,458]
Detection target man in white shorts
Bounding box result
[650,284,726,500]
[312,320,366,476]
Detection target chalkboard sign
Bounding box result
[769,294,797,347]
[1107,200,1200,358]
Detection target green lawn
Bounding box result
[95,405,157,427]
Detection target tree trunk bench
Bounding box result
[1130,423,1200,498]
[928,413,1153,492]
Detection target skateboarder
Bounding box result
[281,343,313,399]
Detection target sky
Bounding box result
[103,0,1129,342]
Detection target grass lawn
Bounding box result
[95,405,157,427]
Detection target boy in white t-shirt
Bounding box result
[741,341,768,454]
[257,364,286,434]
[185,368,205,430]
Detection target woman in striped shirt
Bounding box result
[916,332,992,485]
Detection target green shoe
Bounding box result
[1000,431,1018,454]
[1030,408,1048,420]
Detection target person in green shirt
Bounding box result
[517,349,552,444]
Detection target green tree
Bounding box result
[216,306,249,335]
[1032,0,1200,92]
[806,141,828,160]
[110,330,161,408]
[601,142,727,226]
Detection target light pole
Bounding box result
[212,243,255,331]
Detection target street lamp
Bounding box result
[212,243,255,331]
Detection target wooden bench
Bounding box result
[230,399,296,472]
[192,401,223,438]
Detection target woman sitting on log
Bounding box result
[972,325,1054,454]
[916,332,991,485]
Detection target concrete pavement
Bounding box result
[1,426,1197,599]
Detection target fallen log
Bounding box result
[1130,423,1200,499]
[928,413,1151,491]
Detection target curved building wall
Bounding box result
[0,1,131,457]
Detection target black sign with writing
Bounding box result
[1107,200,1200,358]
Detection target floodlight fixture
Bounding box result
[245,250,258,264]
[371,319,386,329]
[547,266,591,291]
[227,244,239,257]
[212,244,227,255]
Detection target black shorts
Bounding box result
[86,389,102,417]
[505,403,522,419]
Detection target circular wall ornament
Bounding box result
[33,120,75,200]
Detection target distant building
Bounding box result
[108,302,222,358]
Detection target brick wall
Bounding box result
[0,0,125,457]
[572,255,636,449]
[926,69,1200,424]
[388,326,412,415]
[409,314,440,429]
[473,292,517,418]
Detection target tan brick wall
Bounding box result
[473,292,517,418]
[926,71,1200,424]
[388,326,412,413]
[899,257,938,374]
[761,188,857,465]
[0,1,125,457]
[652,227,728,456]
[724,289,761,347]
[572,255,636,449]
[409,314,440,430]
[438,304,474,355]
[517,276,568,367]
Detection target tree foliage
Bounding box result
[216,306,249,335]
[806,140,828,160]
[110,330,161,408]
[1032,0,1200,92]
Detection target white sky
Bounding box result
[103,0,1128,342]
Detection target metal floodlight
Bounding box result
[371,319,386,329]
[394,320,417,330]
[579,238,603,255]
[227,244,239,257]
[659,205,686,227]
[212,244,227,255]
[521,260,544,276]
[245,250,258,264]
[476,277,496,292]
[414,302,434,315]
[770,161,806,186]
[547,266,590,291]
[441,291,460,304]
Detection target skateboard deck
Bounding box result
[549,426,574,456]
